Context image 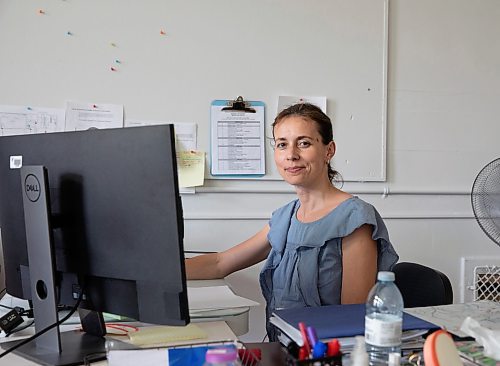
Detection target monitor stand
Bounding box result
[0,166,107,366]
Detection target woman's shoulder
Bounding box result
[314,196,383,237]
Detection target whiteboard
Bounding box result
[0,0,388,182]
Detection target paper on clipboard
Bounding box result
[210,99,265,176]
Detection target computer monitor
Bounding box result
[0,125,189,365]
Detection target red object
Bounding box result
[298,346,308,360]
[237,348,261,366]
[160,29,166,35]
[110,67,117,71]
[298,322,311,356]
[327,339,341,356]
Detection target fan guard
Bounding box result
[471,158,500,247]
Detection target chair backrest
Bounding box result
[393,262,453,308]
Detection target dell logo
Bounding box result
[26,184,39,192]
[24,174,41,202]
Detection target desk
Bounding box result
[0,279,254,365]
[0,321,238,365]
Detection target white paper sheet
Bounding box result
[0,105,65,136]
[188,286,259,311]
[405,301,500,337]
[65,101,123,131]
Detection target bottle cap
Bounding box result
[377,271,395,282]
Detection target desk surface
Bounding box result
[0,321,238,365]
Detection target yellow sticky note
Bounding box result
[177,150,205,188]
[128,323,208,346]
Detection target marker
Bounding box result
[306,326,318,347]
[312,341,327,358]
[298,322,311,356]
[327,339,341,357]
[298,346,308,361]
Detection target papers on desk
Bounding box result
[405,301,500,338]
[188,286,259,314]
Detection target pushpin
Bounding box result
[38,9,45,15]
[110,42,117,47]
[92,104,98,108]
[27,107,33,111]
[114,59,121,64]
[160,29,166,35]
[110,66,117,71]
[66,31,73,36]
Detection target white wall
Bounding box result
[184,0,500,342]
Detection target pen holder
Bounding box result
[285,352,343,366]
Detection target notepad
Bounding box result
[128,323,208,346]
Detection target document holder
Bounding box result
[210,96,265,177]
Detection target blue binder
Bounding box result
[270,303,439,346]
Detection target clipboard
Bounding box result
[210,96,265,177]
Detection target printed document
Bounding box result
[210,103,265,176]
[0,105,65,136]
[65,101,123,131]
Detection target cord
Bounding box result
[0,290,83,359]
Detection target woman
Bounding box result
[186,103,398,339]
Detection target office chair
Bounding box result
[392,262,453,308]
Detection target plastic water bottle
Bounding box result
[365,271,404,365]
[204,346,242,366]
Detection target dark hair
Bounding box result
[272,103,341,184]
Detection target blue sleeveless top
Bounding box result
[259,197,398,337]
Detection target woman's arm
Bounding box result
[341,224,378,304]
[185,225,271,280]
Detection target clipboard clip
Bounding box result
[221,96,256,113]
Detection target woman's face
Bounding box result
[273,116,335,188]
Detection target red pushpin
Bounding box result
[92,104,98,108]
[160,29,166,35]
[110,67,117,71]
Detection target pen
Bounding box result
[306,325,318,347]
[298,322,311,356]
